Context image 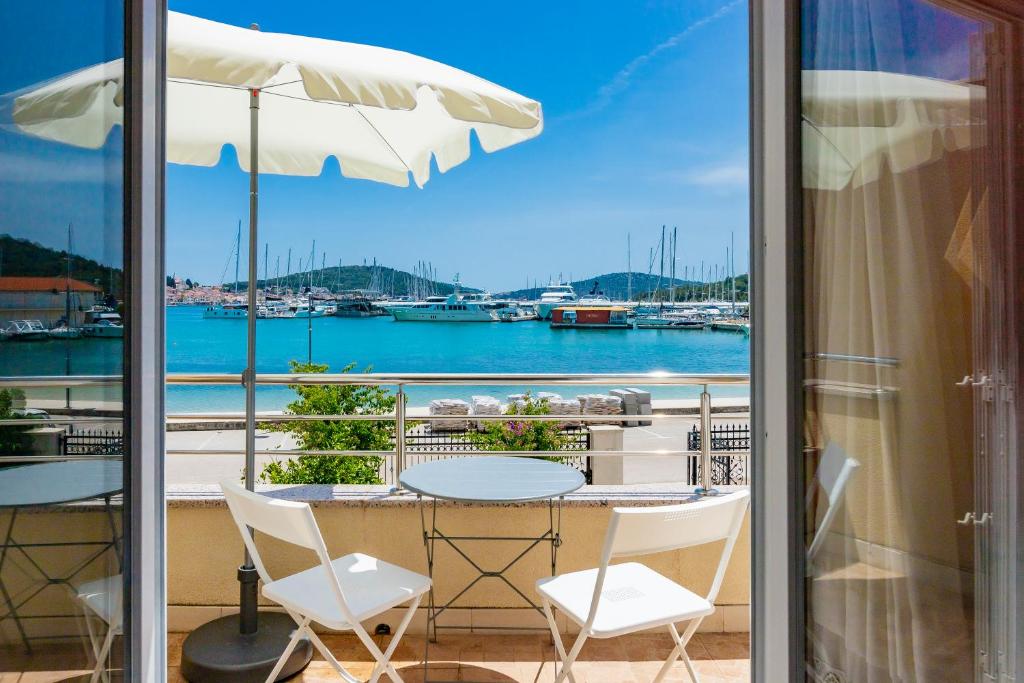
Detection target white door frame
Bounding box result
[749,1,804,680]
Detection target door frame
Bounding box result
[750,1,1024,681]
[749,1,804,680]
[123,0,166,678]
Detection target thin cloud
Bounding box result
[558,0,744,121]
[684,162,748,188]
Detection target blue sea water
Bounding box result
[0,306,749,411]
[165,306,750,412]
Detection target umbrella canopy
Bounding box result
[11,11,543,187]
[802,70,979,191]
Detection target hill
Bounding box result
[0,234,123,296]
[499,272,691,301]
[231,264,480,297]
[500,271,749,302]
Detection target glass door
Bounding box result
[798,1,1022,681]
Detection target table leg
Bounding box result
[0,508,31,654]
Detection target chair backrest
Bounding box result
[806,441,860,563]
[220,480,354,622]
[606,490,750,560]
[580,490,750,628]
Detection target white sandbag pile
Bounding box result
[547,397,582,427]
[576,394,623,421]
[429,398,470,431]
[471,395,502,431]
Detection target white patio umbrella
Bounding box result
[801,69,977,191]
[10,10,542,680]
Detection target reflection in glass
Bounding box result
[0,1,125,678]
[801,1,1020,682]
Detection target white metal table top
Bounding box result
[399,456,585,503]
[0,459,122,508]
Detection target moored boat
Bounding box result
[634,316,707,330]
[535,283,578,320]
[390,292,499,322]
[1,320,51,341]
[80,307,124,338]
[550,306,630,329]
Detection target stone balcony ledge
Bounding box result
[166,483,748,509]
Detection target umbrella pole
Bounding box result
[239,86,261,635]
[180,86,312,682]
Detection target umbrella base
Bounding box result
[180,612,312,682]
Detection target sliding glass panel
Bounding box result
[801,1,1020,681]
[0,1,125,678]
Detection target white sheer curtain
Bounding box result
[801,1,989,681]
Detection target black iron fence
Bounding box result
[686,423,749,486]
[398,424,592,483]
[686,423,750,452]
[61,429,124,456]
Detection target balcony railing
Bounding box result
[162,372,750,491]
[0,372,753,490]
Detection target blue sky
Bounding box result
[0,0,751,291]
[0,0,989,292]
[159,0,751,291]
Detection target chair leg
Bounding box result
[264,616,311,683]
[89,624,117,683]
[305,629,362,683]
[368,594,422,683]
[541,599,578,683]
[351,617,407,683]
[655,620,702,683]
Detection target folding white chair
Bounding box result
[806,441,860,566]
[537,490,750,683]
[220,480,431,683]
[76,574,122,683]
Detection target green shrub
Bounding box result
[464,393,571,457]
[257,361,395,485]
[0,389,34,460]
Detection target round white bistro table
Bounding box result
[400,456,585,682]
[0,459,123,652]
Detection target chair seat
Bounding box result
[537,562,713,638]
[77,575,123,629]
[264,552,430,630]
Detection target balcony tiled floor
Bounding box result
[166,630,749,682]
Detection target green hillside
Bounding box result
[501,271,748,302]
[501,272,691,300]
[232,264,480,296]
[0,234,123,296]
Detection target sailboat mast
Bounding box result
[234,219,241,294]
[657,225,665,304]
[627,233,632,302]
[670,226,677,306]
[308,241,316,291]
[731,231,737,313]
[66,223,73,327]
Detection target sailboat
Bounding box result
[50,223,82,339]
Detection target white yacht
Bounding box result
[1,320,51,341]
[534,284,578,320]
[81,307,124,338]
[390,291,499,322]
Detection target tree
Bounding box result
[258,361,395,484]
